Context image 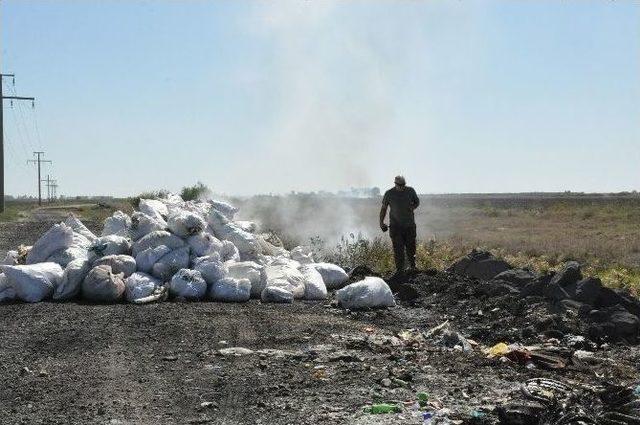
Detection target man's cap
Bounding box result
[394,175,406,186]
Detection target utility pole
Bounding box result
[42,174,51,202]
[51,181,58,201]
[1,73,35,212]
[27,151,51,206]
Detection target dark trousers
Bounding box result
[389,224,416,272]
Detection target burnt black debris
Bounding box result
[387,251,640,344]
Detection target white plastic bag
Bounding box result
[188,232,223,258]
[207,210,260,258]
[102,210,131,237]
[135,245,171,273]
[64,213,97,242]
[261,286,293,303]
[335,277,395,310]
[193,254,228,284]
[311,262,349,289]
[26,223,75,264]
[132,230,184,257]
[151,246,190,280]
[93,255,137,278]
[53,258,91,300]
[208,277,251,302]
[300,265,327,300]
[220,240,240,262]
[139,199,169,220]
[46,245,88,268]
[125,272,162,302]
[167,210,206,237]
[82,265,125,302]
[3,262,64,303]
[0,273,16,302]
[130,212,166,241]
[226,261,264,298]
[291,246,314,265]
[264,264,305,299]
[169,269,207,300]
[2,250,18,266]
[235,220,257,233]
[89,235,132,259]
[209,199,238,220]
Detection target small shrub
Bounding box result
[181,182,210,201]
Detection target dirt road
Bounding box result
[1,214,639,424]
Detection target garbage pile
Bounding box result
[0,194,395,309]
[498,378,640,425]
[392,250,640,344]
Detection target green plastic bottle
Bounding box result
[368,403,401,414]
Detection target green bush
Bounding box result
[181,182,210,201]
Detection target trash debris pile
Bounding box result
[391,250,640,344]
[498,378,640,425]
[0,194,394,308]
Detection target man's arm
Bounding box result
[379,195,389,232]
[412,188,420,210]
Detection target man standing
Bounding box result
[379,176,420,274]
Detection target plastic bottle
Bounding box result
[368,403,401,414]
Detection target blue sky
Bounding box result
[1,1,638,197]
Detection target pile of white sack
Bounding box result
[0,194,395,309]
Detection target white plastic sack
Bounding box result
[46,245,88,268]
[151,247,190,280]
[167,210,206,237]
[82,265,125,302]
[264,264,305,299]
[89,235,132,259]
[53,258,91,300]
[26,223,74,264]
[130,212,166,241]
[188,232,223,258]
[291,246,314,265]
[209,277,251,302]
[235,220,257,234]
[125,272,162,302]
[2,250,18,266]
[193,254,228,284]
[3,262,64,303]
[135,245,171,273]
[102,210,131,237]
[226,261,264,298]
[209,199,238,220]
[220,240,240,262]
[300,265,327,300]
[93,255,137,278]
[0,273,16,302]
[132,230,185,257]
[139,199,169,223]
[335,277,395,310]
[311,262,349,289]
[207,209,259,258]
[64,213,97,242]
[261,286,293,303]
[169,268,207,300]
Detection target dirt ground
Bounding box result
[1,213,639,424]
